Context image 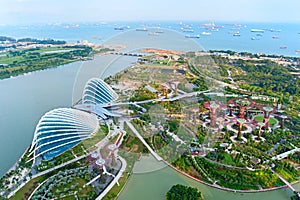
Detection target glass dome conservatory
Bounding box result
[29,108,99,162]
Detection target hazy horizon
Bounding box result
[1,0,300,25]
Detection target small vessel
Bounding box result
[182,29,194,33]
[251,37,258,40]
[228,31,239,35]
[256,33,263,37]
[201,32,212,36]
[215,25,224,29]
[114,26,130,30]
[185,35,200,38]
[136,28,148,31]
[210,27,219,32]
[280,46,287,49]
[269,29,281,32]
[295,50,300,53]
[272,36,279,39]
[114,27,124,30]
[148,32,159,36]
[182,25,191,29]
[233,33,240,36]
[155,30,164,34]
[251,29,265,33]
[200,22,215,27]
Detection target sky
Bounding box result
[1,0,300,25]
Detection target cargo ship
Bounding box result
[251,29,265,33]
[185,35,200,38]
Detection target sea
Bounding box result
[0,21,299,57]
[0,21,299,178]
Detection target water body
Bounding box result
[0,55,136,177]
[118,156,295,200]
[0,63,79,176]
[0,21,299,56]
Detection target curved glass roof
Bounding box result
[29,108,99,162]
[82,78,118,105]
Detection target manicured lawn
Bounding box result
[102,173,129,200]
[10,176,45,200]
[222,154,235,165]
[253,115,277,125]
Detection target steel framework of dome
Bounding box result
[29,108,99,162]
[82,78,118,105]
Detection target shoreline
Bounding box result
[0,59,81,82]
[164,160,287,193]
[0,48,117,82]
[2,147,30,179]
[1,47,299,198]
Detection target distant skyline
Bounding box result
[1,0,300,25]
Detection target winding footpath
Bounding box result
[125,120,163,161]
[96,156,127,200]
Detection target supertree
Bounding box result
[95,158,106,177]
[173,81,180,95]
[189,108,200,124]
[261,106,274,129]
[228,103,235,117]
[108,144,118,165]
[236,118,246,140]
[161,83,170,98]
[279,115,288,129]
[257,122,265,140]
[216,117,225,133]
[204,101,220,127]
[229,98,255,119]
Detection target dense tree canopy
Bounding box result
[165,184,203,200]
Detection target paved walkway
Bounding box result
[96,156,127,200]
[125,120,162,161]
[271,169,296,192]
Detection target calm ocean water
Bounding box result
[0,21,299,56]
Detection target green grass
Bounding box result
[222,154,235,165]
[9,176,45,200]
[102,173,129,200]
[253,115,277,125]
[102,150,140,200]
[0,46,92,79]
[80,125,107,151]
[278,169,294,182]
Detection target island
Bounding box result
[166,184,204,200]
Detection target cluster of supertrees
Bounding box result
[87,143,118,176]
[203,98,288,142]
